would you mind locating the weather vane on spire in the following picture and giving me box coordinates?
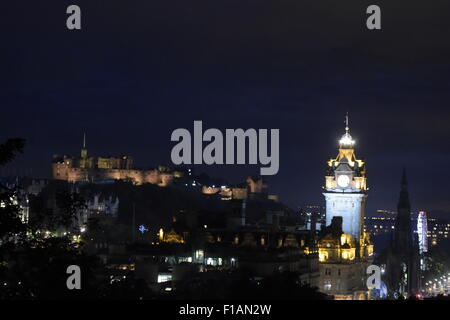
[339,112,355,147]
[345,112,349,133]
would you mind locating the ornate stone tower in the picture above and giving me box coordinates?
[318,115,373,300]
[323,115,367,242]
[385,169,420,297]
[394,170,413,251]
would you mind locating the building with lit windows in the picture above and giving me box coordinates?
[318,116,374,300]
[299,205,325,231]
[0,178,30,224]
[364,209,396,236]
[365,209,449,249]
[318,217,373,299]
[52,134,181,186]
[427,218,450,246]
[323,116,367,242]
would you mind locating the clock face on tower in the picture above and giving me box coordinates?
[337,174,350,188]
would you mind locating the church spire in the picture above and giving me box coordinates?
[398,167,411,213]
[401,167,408,189]
[394,168,413,250]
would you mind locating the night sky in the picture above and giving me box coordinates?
[2,1,450,215]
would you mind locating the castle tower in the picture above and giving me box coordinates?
[78,132,93,170]
[81,132,87,159]
[323,115,367,242]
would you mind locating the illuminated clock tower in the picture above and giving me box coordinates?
[323,115,367,242]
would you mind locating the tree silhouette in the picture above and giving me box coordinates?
[55,190,86,231]
[0,138,103,299]
[0,138,26,240]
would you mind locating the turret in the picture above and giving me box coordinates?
[81,132,87,159]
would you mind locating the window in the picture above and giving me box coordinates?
[194,249,204,261]
[325,268,331,275]
[324,280,332,291]
[157,273,172,283]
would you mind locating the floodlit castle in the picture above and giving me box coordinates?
[52,134,180,186]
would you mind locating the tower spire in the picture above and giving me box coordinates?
[339,112,354,148]
[401,167,408,189]
[81,132,87,159]
[345,112,349,133]
[398,167,410,212]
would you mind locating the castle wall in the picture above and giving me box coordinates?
[231,187,247,200]
[67,168,90,182]
[51,163,174,186]
[158,173,174,187]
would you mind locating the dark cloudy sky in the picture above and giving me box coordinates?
[2,0,450,214]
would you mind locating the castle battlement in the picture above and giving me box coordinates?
[51,135,178,186]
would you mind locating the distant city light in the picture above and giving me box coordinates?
[138,225,148,234]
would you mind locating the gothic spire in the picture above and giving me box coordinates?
[398,167,411,213]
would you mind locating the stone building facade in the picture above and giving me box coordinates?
[318,117,374,300]
[318,217,373,300]
[52,137,179,186]
[384,170,420,298]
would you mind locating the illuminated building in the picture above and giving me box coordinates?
[299,205,325,230]
[201,176,277,202]
[364,210,396,236]
[318,217,373,300]
[323,116,367,242]
[162,229,185,244]
[365,209,448,250]
[86,194,119,217]
[417,211,428,254]
[318,116,373,300]
[52,134,181,186]
[0,178,30,224]
[427,218,450,246]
